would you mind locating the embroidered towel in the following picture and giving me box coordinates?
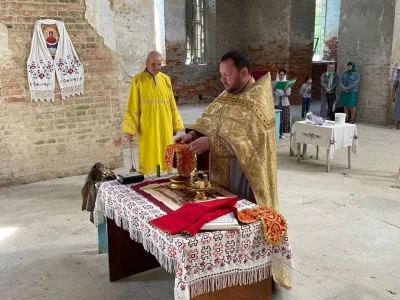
[27,19,84,102]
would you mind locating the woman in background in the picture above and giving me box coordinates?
[339,62,360,123]
[391,74,400,130]
[273,69,291,139]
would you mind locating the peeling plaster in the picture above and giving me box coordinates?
[154,0,166,56]
[85,0,117,51]
[378,9,384,33]
[338,0,396,124]
[84,0,167,105]
[325,0,340,39]
[0,23,12,63]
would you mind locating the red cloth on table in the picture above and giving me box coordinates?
[149,197,238,236]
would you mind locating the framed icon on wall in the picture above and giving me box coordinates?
[41,24,59,58]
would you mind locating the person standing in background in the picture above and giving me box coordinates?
[122,51,184,174]
[299,76,312,118]
[272,69,291,139]
[391,68,400,130]
[320,62,340,118]
[339,62,360,123]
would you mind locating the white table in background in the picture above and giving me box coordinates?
[290,121,358,172]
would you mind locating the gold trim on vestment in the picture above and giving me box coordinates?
[209,135,233,189]
[189,73,279,212]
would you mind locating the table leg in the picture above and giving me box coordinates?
[297,143,301,163]
[348,146,351,169]
[326,149,330,173]
[289,133,294,156]
[107,217,159,282]
[316,146,319,160]
[98,222,108,254]
[302,144,308,159]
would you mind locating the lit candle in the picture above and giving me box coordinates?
[203,174,209,187]
[190,170,194,186]
[156,164,160,177]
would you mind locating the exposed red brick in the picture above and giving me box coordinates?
[0,0,123,186]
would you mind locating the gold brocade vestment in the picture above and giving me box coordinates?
[189,73,279,212]
[189,73,292,288]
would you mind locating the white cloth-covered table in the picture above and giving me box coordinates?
[94,175,294,300]
[290,121,358,172]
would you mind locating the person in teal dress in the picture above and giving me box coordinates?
[391,71,400,130]
[339,62,360,123]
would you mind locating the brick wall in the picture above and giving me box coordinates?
[338,0,395,125]
[0,0,123,186]
[288,0,315,105]
[165,0,315,106]
[163,0,222,103]
[244,0,314,105]
[163,42,222,104]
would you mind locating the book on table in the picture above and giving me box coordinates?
[201,212,241,231]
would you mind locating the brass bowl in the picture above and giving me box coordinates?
[185,181,217,201]
[169,174,190,189]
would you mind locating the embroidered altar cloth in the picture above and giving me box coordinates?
[94,174,294,300]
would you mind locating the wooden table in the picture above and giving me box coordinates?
[94,179,293,300]
[291,121,358,172]
[106,217,272,300]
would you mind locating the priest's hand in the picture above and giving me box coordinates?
[189,137,210,155]
[174,134,193,144]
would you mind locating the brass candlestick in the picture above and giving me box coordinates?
[169,174,190,189]
[186,171,215,200]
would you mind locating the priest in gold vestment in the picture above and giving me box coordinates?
[175,50,290,288]
[175,50,278,211]
[123,51,184,174]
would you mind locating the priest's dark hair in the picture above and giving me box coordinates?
[220,50,252,74]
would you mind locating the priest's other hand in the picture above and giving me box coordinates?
[174,134,193,144]
[189,137,209,155]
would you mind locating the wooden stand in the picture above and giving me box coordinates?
[106,217,272,299]
[107,218,159,282]
[192,277,272,300]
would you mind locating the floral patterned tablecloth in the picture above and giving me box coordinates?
[94,175,294,300]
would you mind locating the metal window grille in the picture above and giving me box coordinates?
[313,0,326,60]
[185,0,206,65]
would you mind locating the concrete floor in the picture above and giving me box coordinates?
[0,101,399,300]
